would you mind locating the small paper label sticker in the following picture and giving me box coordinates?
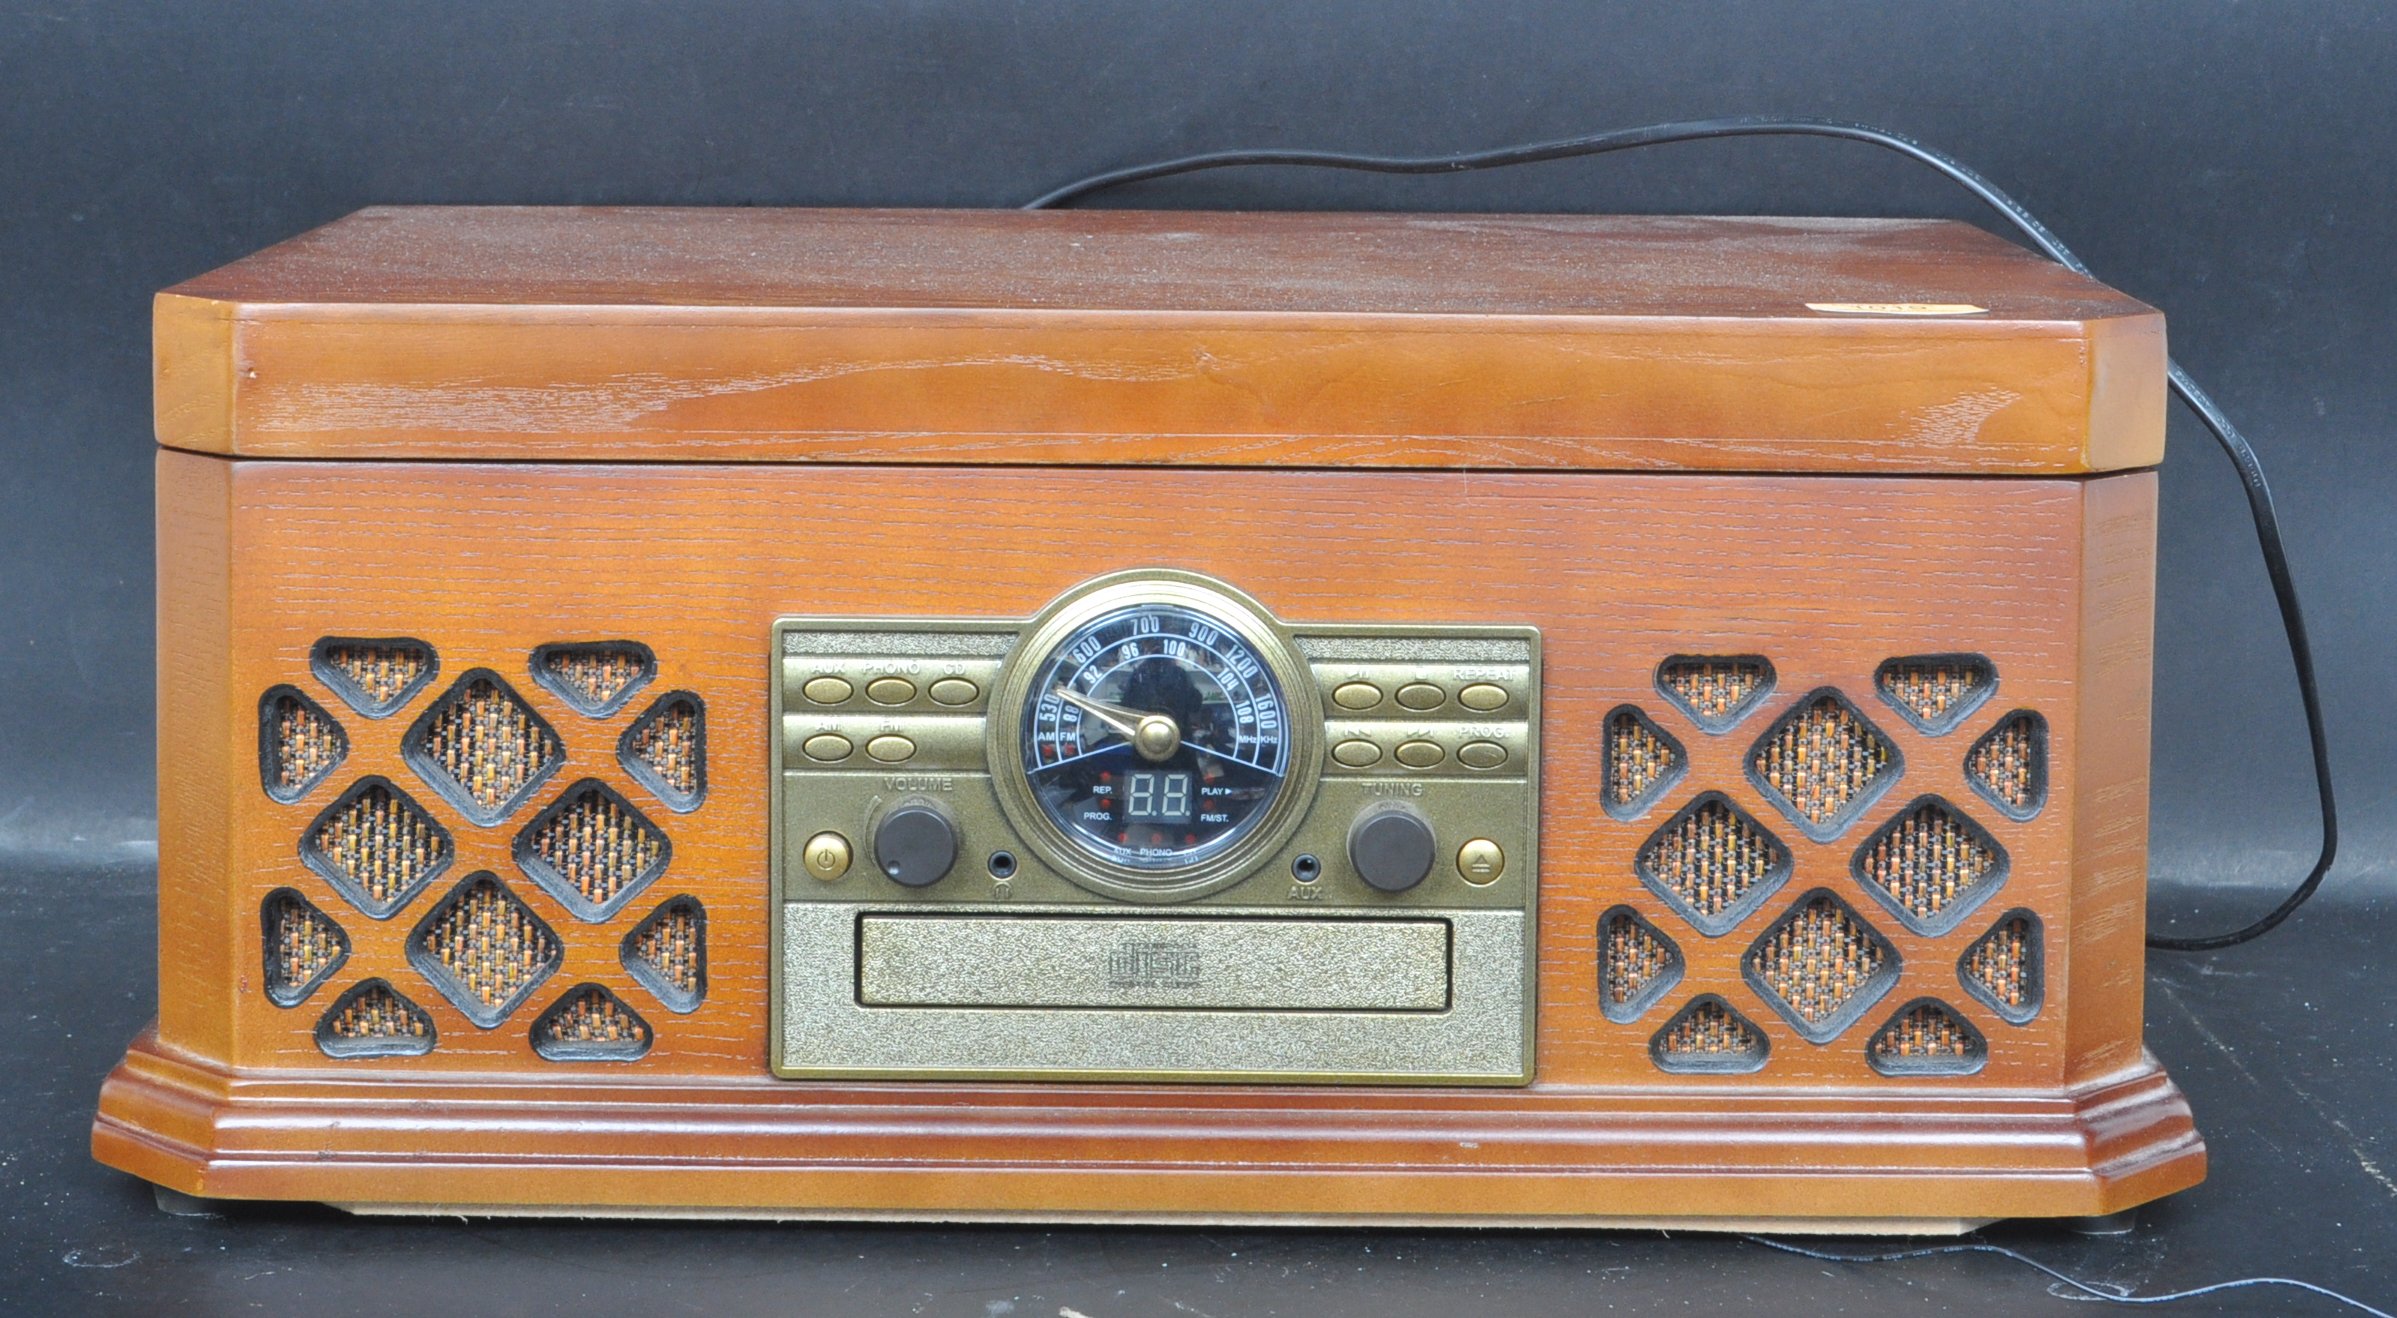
[1805,302,1989,316]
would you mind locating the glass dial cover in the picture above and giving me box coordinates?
[1020,602,1292,874]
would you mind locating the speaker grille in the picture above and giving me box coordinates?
[514,780,670,922]
[408,873,563,1027]
[532,984,655,1062]
[262,637,714,1062]
[1636,792,1790,936]
[1851,796,2008,935]
[404,670,564,825]
[620,691,706,812]
[1874,654,1995,734]
[1867,999,1988,1076]
[1650,995,1769,1073]
[315,979,436,1058]
[262,889,349,1008]
[300,776,453,918]
[1744,890,1899,1042]
[260,686,347,803]
[1602,706,1685,818]
[1747,690,1899,840]
[623,896,707,1013]
[1655,655,1774,732]
[1960,910,2044,1024]
[312,637,437,717]
[1597,906,1683,1023]
[1966,710,2048,820]
[531,641,656,717]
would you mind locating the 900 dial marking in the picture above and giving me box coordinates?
[1021,603,1292,873]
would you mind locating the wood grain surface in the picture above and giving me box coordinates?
[96,452,2199,1221]
[152,208,2166,474]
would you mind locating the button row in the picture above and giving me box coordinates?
[1330,679,1513,714]
[802,732,920,764]
[800,674,983,708]
[1330,736,1510,771]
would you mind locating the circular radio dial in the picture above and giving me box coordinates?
[988,572,1324,903]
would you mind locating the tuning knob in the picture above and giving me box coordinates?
[1348,804,1436,893]
[873,800,958,887]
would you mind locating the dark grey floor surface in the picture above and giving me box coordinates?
[4,859,2389,1316]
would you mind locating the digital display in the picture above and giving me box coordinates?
[1122,770,1195,825]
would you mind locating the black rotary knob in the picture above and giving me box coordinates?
[873,800,958,887]
[1348,804,1436,893]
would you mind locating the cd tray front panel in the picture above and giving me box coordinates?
[781,903,1528,1084]
[855,913,1453,1012]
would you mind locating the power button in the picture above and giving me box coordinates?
[803,831,853,881]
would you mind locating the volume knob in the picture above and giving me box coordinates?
[1348,804,1436,893]
[873,800,958,887]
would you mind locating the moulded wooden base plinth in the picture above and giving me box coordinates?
[93,1027,2203,1229]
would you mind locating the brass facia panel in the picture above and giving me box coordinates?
[770,569,1540,1085]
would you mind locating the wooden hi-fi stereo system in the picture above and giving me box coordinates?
[92,206,2202,1230]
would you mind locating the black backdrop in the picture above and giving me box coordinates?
[6,3,2391,921]
[4,5,2396,1315]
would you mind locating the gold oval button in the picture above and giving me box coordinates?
[1456,838,1506,885]
[1395,682,1446,711]
[865,734,916,763]
[1332,739,1384,768]
[802,733,853,762]
[1458,740,1508,770]
[866,677,917,705]
[1395,739,1445,769]
[929,677,980,706]
[1332,682,1384,711]
[1457,683,1509,712]
[803,676,854,705]
[803,831,853,881]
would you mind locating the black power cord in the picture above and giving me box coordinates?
[1027,116,2337,951]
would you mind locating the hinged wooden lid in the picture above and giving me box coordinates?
[156,206,2163,473]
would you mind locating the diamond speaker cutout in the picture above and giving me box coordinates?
[1746,688,1902,841]
[402,670,565,826]
[407,873,563,1028]
[1851,795,2009,936]
[1743,889,1901,1043]
[513,779,672,922]
[1635,792,1792,936]
[299,776,454,919]
[1959,909,2044,1025]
